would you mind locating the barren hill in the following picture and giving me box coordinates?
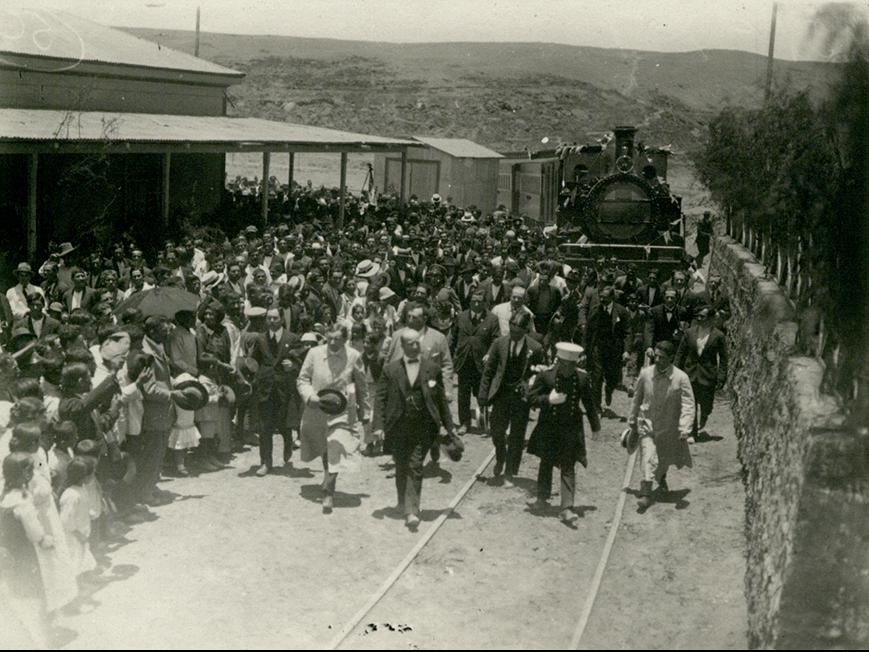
[123,28,835,155]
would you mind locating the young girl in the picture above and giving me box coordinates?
[8,422,78,612]
[59,458,98,577]
[1,453,53,647]
[168,373,203,476]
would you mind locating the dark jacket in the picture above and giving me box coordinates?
[13,314,61,340]
[644,304,684,350]
[585,302,630,360]
[374,357,454,437]
[478,335,545,404]
[62,286,97,313]
[526,367,600,468]
[251,329,303,402]
[675,326,728,388]
[452,309,500,374]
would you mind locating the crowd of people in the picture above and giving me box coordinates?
[0,187,729,644]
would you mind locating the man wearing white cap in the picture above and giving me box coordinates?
[527,341,600,524]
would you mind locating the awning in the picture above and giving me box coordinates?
[0,108,417,154]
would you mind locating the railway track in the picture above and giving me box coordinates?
[326,432,639,650]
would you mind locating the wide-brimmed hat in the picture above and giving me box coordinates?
[620,427,639,455]
[460,262,477,276]
[443,432,465,462]
[378,286,397,302]
[15,262,32,275]
[57,242,76,257]
[237,356,259,380]
[317,388,347,415]
[355,260,381,279]
[172,376,209,411]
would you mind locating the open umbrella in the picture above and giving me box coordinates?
[114,286,201,318]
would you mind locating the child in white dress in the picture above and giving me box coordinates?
[59,458,98,577]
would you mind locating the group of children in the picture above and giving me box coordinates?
[1,397,110,646]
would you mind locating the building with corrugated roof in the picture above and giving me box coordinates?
[373,136,502,213]
[0,8,413,265]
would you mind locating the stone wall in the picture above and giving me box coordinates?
[710,235,868,649]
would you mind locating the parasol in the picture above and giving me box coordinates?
[114,286,201,318]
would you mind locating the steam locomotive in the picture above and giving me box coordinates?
[554,126,687,272]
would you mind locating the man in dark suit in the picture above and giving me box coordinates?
[477,263,509,310]
[585,286,630,417]
[526,262,562,335]
[526,342,601,524]
[251,307,302,475]
[62,267,97,313]
[137,316,175,506]
[386,250,417,301]
[452,263,478,312]
[452,291,500,434]
[478,311,545,484]
[675,305,728,442]
[373,329,456,530]
[644,288,684,357]
[636,268,664,309]
[13,293,60,341]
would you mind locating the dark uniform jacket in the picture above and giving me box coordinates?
[527,368,600,468]
[452,309,500,374]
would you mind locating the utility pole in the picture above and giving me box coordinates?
[195,6,201,57]
[764,2,778,102]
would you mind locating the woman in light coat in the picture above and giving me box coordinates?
[297,324,369,513]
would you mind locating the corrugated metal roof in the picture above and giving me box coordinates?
[0,108,415,148]
[412,136,503,159]
[0,8,242,78]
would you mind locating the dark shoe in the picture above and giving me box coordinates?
[255,464,270,477]
[638,480,653,510]
[174,463,189,477]
[493,460,505,477]
[527,498,548,511]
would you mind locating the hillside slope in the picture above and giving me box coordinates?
[122,28,835,155]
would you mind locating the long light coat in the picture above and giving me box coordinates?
[297,344,370,467]
[628,364,695,472]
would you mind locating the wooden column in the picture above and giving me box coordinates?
[261,151,270,226]
[161,152,171,227]
[338,152,347,229]
[288,152,295,190]
[27,153,37,262]
[399,148,408,216]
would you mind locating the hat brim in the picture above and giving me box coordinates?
[317,388,348,415]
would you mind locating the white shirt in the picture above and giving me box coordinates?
[509,339,525,358]
[71,288,84,310]
[696,330,711,356]
[31,315,44,338]
[491,301,537,337]
[403,356,420,386]
[6,284,44,318]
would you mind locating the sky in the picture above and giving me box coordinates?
[7,0,868,61]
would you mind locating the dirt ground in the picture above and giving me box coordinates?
[45,381,746,650]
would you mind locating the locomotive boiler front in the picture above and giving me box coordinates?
[556,125,686,272]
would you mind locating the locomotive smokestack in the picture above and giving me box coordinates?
[614,126,637,159]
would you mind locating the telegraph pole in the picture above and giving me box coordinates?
[195,6,201,57]
[764,2,778,102]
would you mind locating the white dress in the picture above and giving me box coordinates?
[59,485,97,576]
